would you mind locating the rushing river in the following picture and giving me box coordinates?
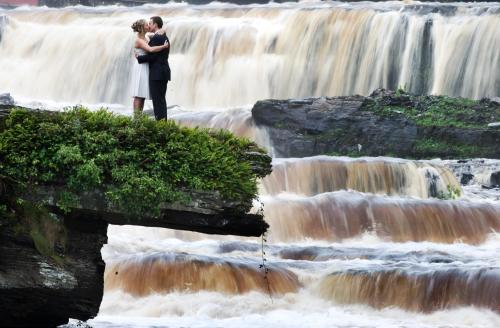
[1,1,499,327]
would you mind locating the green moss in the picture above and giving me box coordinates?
[5,200,67,265]
[273,122,290,129]
[436,185,462,200]
[365,92,499,128]
[413,138,491,159]
[0,107,268,217]
[306,128,346,142]
[30,229,54,259]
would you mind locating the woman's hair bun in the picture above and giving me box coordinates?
[131,19,146,33]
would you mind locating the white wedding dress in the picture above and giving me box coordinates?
[130,48,151,99]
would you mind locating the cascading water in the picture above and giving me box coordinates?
[0,2,499,109]
[260,156,460,198]
[262,191,500,244]
[1,2,500,328]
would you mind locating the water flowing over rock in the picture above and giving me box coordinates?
[0,3,499,107]
[319,268,500,313]
[1,2,500,327]
[0,15,6,43]
[28,0,500,8]
[261,156,459,198]
[170,108,273,154]
[105,253,300,296]
[441,159,500,187]
[262,191,500,244]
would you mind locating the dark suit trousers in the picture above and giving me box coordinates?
[150,80,168,120]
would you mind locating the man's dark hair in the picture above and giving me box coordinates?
[150,16,163,29]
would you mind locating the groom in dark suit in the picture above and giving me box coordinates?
[137,16,171,120]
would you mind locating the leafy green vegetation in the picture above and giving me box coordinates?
[413,137,490,158]
[436,185,462,200]
[0,107,269,217]
[365,91,499,128]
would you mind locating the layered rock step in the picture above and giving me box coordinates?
[105,253,300,296]
[252,89,500,159]
[261,156,459,198]
[319,266,500,313]
[262,190,500,244]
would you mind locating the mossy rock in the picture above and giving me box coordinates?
[0,107,271,217]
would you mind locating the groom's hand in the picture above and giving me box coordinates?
[155,28,166,35]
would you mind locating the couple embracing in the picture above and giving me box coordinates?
[130,16,171,120]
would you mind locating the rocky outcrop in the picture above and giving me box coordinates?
[1,182,269,328]
[0,107,272,327]
[252,89,500,159]
[0,93,14,109]
[491,171,500,187]
[0,210,106,328]
[1,181,269,327]
[23,186,269,237]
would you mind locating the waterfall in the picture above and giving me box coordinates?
[1,3,499,327]
[261,156,460,198]
[0,2,499,109]
[262,190,500,244]
[0,16,7,43]
[319,268,500,313]
[105,253,300,296]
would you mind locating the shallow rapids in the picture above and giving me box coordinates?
[1,1,499,327]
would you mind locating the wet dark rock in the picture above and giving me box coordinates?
[443,159,500,189]
[253,94,416,158]
[1,185,268,326]
[1,190,268,327]
[0,212,106,328]
[426,171,440,198]
[460,173,474,185]
[0,93,14,109]
[20,185,269,237]
[491,171,500,187]
[252,89,500,159]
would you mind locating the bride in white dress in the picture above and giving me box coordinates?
[130,19,169,115]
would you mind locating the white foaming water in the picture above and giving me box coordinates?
[437,158,500,187]
[169,107,274,153]
[2,2,500,327]
[1,1,500,110]
[92,292,500,328]
[101,222,500,327]
[98,151,500,326]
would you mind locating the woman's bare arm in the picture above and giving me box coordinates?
[135,38,169,53]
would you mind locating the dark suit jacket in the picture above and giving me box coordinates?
[137,33,171,81]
